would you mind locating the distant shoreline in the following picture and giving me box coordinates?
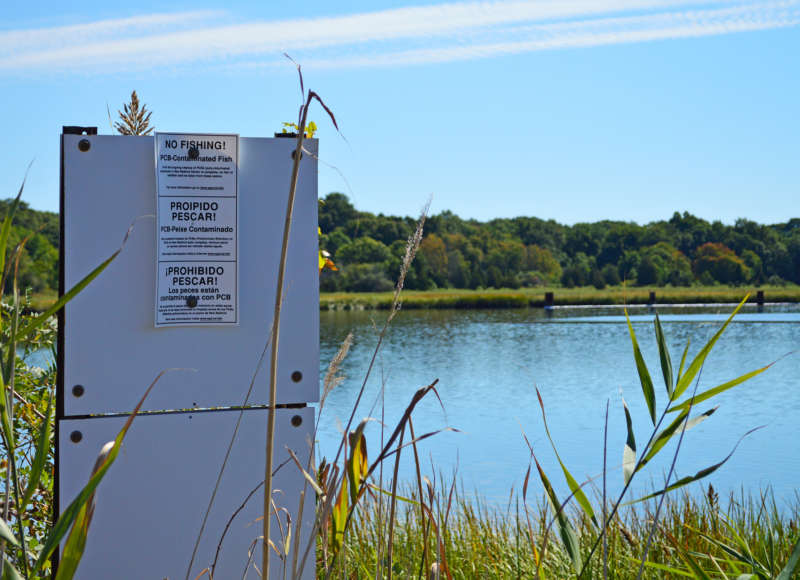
[19,284,800,312]
[320,285,800,310]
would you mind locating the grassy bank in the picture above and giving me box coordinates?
[25,290,58,312]
[321,284,800,310]
[20,285,799,313]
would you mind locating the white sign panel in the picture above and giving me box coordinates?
[156,133,238,326]
[62,135,320,413]
[58,408,315,579]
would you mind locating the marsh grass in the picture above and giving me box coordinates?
[320,285,800,310]
[27,285,800,313]
[333,483,800,579]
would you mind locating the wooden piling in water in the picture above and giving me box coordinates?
[756,290,765,305]
[648,291,656,305]
[545,292,554,307]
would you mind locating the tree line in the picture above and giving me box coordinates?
[319,193,800,292]
[2,194,798,296]
[0,199,59,294]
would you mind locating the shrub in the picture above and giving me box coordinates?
[693,242,751,284]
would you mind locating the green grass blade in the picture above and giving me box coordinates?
[677,549,713,580]
[35,475,105,573]
[654,314,674,397]
[534,455,582,574]
[663,533,713,579]
[57,438,125,580]
[626,556,695,577]
[639,406,717,469]
[536,388,597,526]
[14,250,120,343]
[625,310,656,424]
[1,558,23,580]
[347,425,368,507]
[14,217,140,343]
[21,387,54,511]
[331,476,348,557]
[0,518,18,546]
[673,295,749,400]
[717,516,765,575]
[365,483,417,505]
[776,534,800,580]
[639,409,688,471]
[686,525,768,575]
[629,427,762,504]
[622,397,636,484]
[4,291,17,389]
[681,406,719,431]
[32,370,168,574]
[55,452,103,580]
[676,338,690,386]
[670,364,772,413]
[0,380,14,451]
[0,165,29,278]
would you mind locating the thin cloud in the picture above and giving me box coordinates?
[0,11,223,55]
[1,0,797,73]
[300,1,800,68]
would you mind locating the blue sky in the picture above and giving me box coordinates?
[2,0,798,224]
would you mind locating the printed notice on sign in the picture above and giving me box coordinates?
[155,133,238,326]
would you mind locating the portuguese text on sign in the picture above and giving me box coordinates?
[155,133,239,326]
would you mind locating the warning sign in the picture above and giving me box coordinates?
[155,133,238,326]
[157,197,236,259]
[156,263,236,324]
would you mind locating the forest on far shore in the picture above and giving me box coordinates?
[318,193,800,293]
[1,195,799,296]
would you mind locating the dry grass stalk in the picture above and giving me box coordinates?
[320,332,352,411]
[264,56,338,576]
[388,201,428,323]
[114,91,153,136]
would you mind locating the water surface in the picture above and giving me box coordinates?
[318,303,800,507]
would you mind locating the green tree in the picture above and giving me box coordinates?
[693,242,751,284]
[322,229,351,255]
[741,249,763,283]
[486,240,525,275]
[386,239,434,290]
[319,193,357,233]
[597,222,642,267]
[525,244,562,282]
[420,234,449,287]
[636,255,659,286]
[447,249,470,288]
[590,267,606,289]
[637,242,693,286]
[339,263,394,292]
[486,266,503,289]
[335,236,391,265]
[601,263,621,286]
[561,253,593,287]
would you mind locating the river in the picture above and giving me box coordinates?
[318,303,800,509]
